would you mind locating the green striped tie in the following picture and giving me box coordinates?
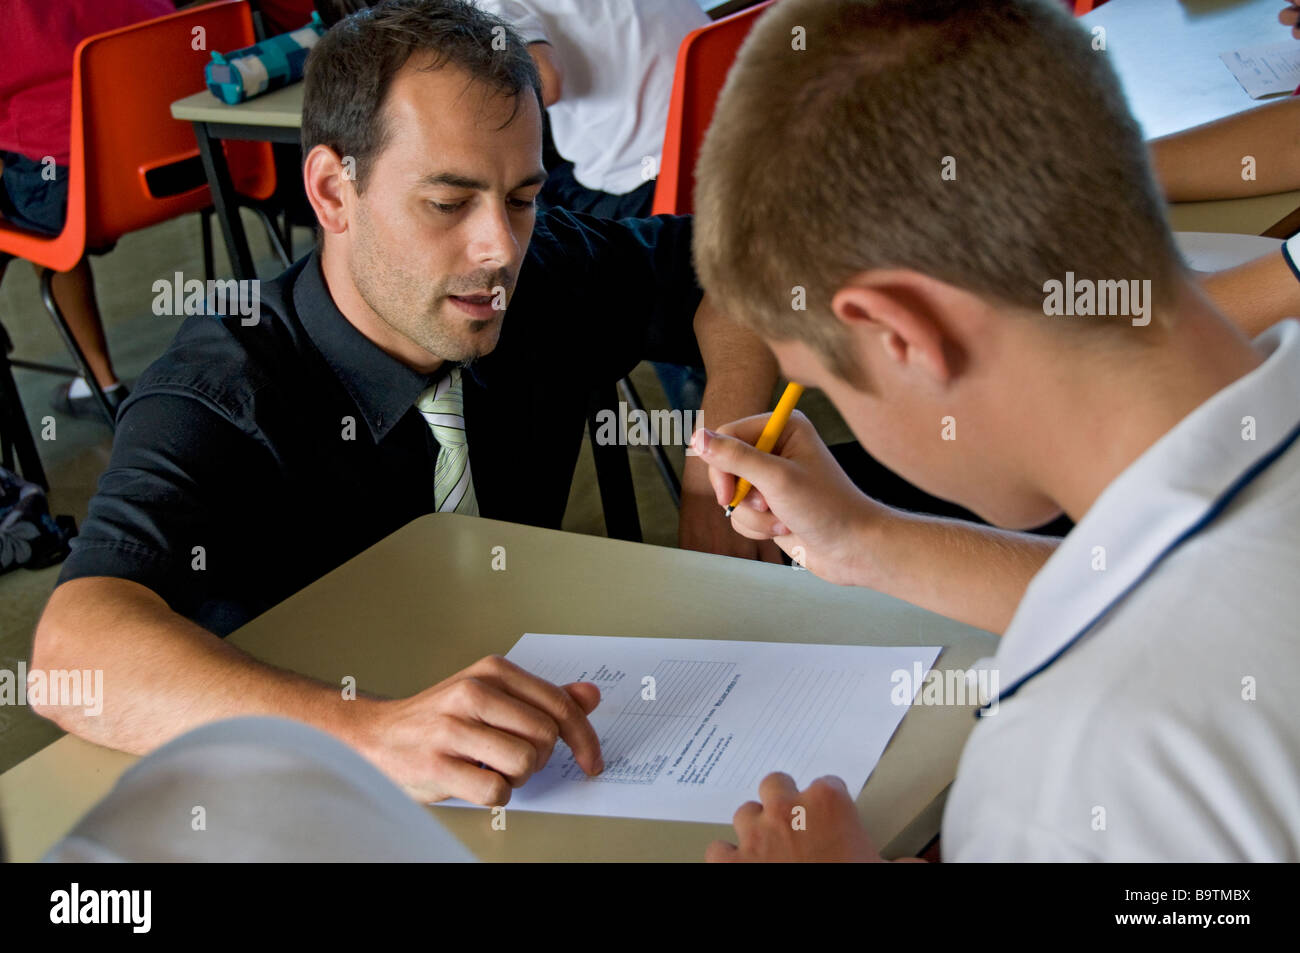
[416,366,479,516]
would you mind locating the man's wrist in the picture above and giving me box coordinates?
[326,693,386,761]
[680,454,715,497]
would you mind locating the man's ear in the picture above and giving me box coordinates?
[302,144,351,237]
[830,270,960,385]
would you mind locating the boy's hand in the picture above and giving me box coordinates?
[690,411,888,587]
[679,456,785,563]
[706,773,881,862]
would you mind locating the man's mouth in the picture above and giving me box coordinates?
[447,292,500,321]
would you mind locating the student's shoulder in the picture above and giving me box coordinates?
[982,601,1299,858]
[955,680,1263,860]
[1135,457,1300,647]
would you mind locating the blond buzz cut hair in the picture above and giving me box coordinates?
[692,0,1186,381]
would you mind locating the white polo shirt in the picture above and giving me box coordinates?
[943,319,1300,862]
[476,0,709,195]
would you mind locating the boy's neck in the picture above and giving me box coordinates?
[1021,286,1266,525]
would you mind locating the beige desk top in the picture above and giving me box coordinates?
[1174,230,1283,271]
[0,514,997,862]
[170,81,303,128]
[1168,190,1300,239]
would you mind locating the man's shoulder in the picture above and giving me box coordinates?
[527,206,594,260]
[529,205,690,255]
[126,261,309,423]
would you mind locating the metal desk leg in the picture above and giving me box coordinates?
[193,121,256,284]
[587,386,642,543]
[0,321,48,489]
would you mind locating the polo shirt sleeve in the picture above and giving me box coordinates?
[473,0,550,45]
[536,208,706,381]
[55,388,271,621]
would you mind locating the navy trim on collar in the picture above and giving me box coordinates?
[977,414,1300,718]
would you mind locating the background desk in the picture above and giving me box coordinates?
[173,0,1300,280]
[1082,0,1300,237]
[0,514,998,862]
[170,83,304,284]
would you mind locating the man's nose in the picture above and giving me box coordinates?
[467,201,518,270]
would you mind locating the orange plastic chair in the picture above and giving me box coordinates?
[599,0,770,532]
[651,1,775,217]
[0,1,278,480]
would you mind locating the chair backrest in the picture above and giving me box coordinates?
[75,0,276,249]
[651,1,774,217]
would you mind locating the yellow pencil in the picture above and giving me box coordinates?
[724,382,805,517]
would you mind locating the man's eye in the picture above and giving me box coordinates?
[432,201,465,214]
[508,197,537,210]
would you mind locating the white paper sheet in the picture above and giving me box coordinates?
[1220,41,1300,99]
[435,633,941,824]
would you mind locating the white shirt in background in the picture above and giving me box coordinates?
[477,0,709,195]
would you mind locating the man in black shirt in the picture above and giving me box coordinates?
[31,0,777,806]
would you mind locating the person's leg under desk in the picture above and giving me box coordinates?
[43,259,119,389]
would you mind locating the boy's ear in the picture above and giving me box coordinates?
[830,271,958,385]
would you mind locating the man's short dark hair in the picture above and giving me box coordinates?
[302,0,543,192]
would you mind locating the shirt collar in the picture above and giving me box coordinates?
[986,319,1300,707]
[292,249,441,443]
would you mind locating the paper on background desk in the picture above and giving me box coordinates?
[1220,41,1300,99]
[435,633,941,824]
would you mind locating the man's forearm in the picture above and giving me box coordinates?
[31,576,378,758]
[688,294,780,489]
[856,510,1059,635]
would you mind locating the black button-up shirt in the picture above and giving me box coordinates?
[58,209,704,635]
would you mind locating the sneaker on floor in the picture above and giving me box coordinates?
[50,379,129,424]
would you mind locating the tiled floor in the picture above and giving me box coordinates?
[0,209,852,774]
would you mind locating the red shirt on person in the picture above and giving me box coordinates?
[257,0,318,36]
[0,0,174,167]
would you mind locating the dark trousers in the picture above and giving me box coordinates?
[538,160,657,220]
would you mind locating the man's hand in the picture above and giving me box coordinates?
[361,654,604,805]
[706,773,882,862]
[691,411,889,587]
